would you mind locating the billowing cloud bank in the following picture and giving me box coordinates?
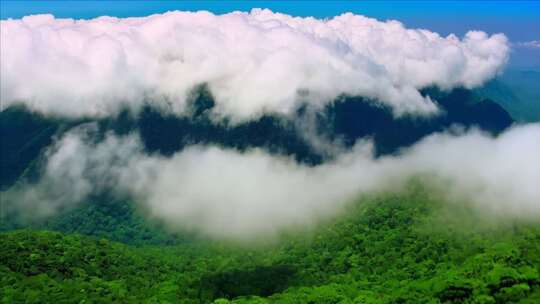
[1,9,508,119]
[7,123,540,239]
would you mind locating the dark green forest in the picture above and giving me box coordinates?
[2,181,540,303]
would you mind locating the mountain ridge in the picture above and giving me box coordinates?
[0,87,513,190]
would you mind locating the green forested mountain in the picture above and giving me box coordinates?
[1,88,535,303]
[2,183,540,303]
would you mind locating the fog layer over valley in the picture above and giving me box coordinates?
[4,122,539,239]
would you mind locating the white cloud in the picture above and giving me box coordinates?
[1,10,509,120]
[6,123,539,239]
[516,40,540,48]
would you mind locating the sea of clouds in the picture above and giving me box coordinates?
[2,10,539,239]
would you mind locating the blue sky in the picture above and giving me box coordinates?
[2,1,539,67]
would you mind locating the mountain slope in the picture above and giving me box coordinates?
[0,107,60,189]
[2,183,540,303]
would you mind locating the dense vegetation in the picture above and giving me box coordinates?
[0,196,188,246]
[2,182,540,303]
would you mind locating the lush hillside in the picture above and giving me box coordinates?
[2,183,540,303]
[0,89,527,303]
[0,197,188,245]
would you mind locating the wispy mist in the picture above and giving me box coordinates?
[5,123,539,239]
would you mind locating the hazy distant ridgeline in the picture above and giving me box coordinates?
[475,69,540,122]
